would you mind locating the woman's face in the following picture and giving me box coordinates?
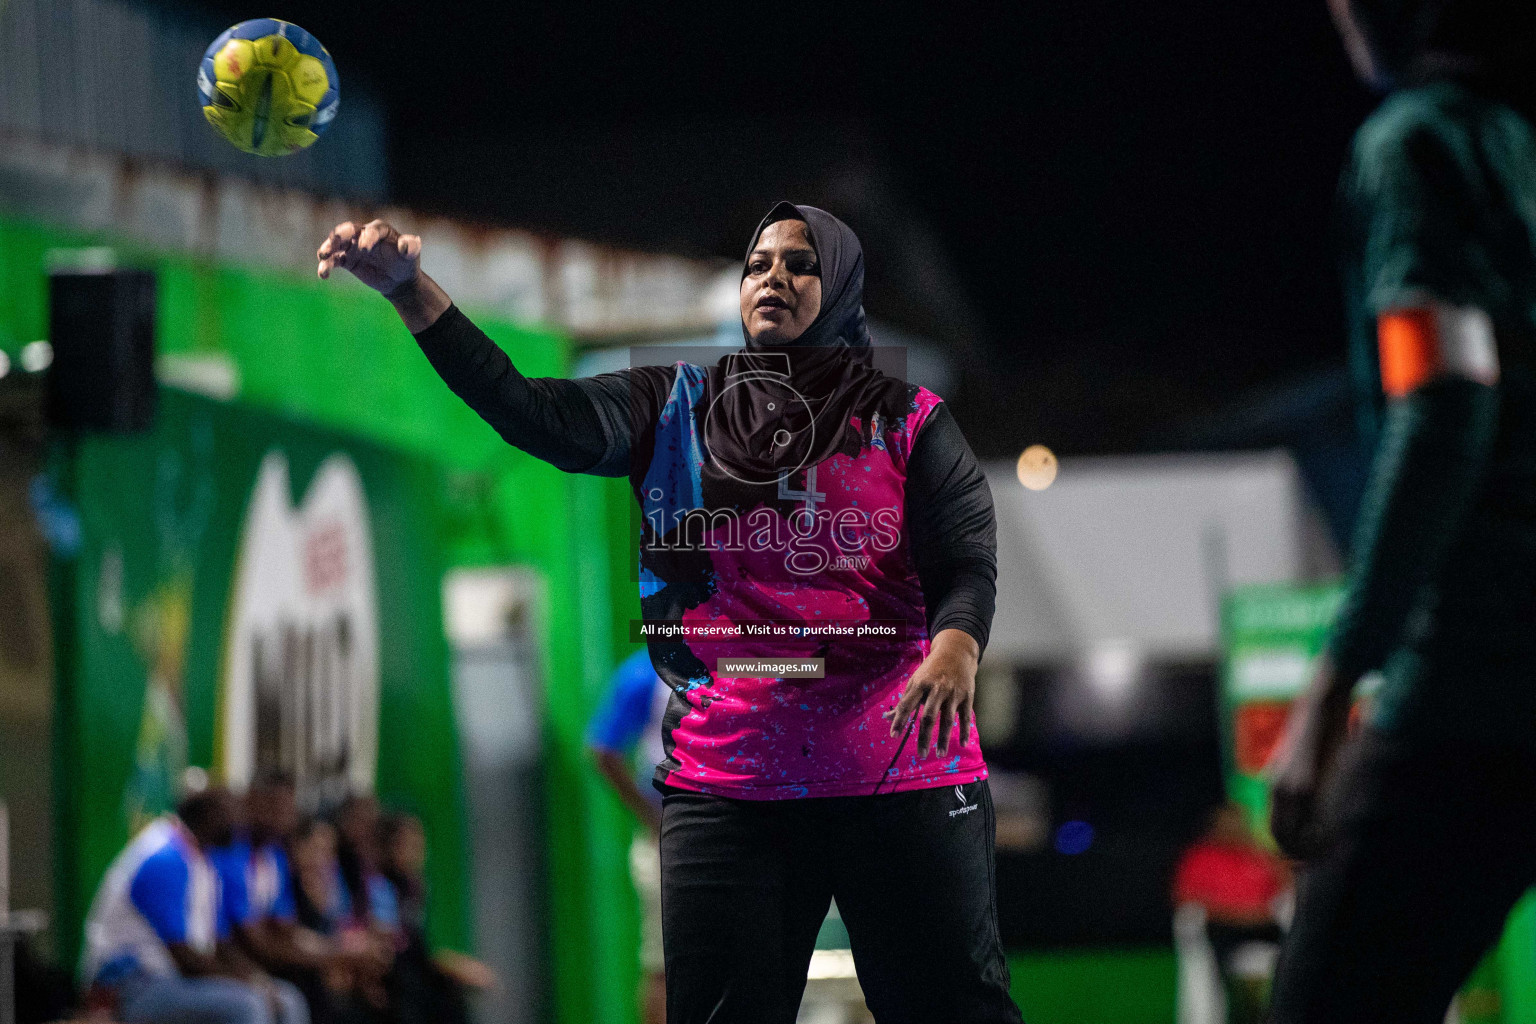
[388,819,427,877]
[338,796,379,853]
[740,219,822,346]
[295,822,337,877]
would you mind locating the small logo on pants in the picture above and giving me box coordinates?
[950,784,978,818]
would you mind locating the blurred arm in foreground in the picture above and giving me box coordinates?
[1270,115,1504,856]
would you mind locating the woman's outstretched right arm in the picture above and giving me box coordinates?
[317,219,646,476]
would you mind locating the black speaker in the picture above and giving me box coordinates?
[47,269,157,432]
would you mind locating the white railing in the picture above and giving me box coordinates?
[0,132,739,340]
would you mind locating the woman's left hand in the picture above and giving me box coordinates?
[883,628,980,758]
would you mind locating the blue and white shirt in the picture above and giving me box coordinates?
[213,839,297,929]
[81,817,226,987]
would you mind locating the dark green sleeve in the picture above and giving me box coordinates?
[1326,99,1516,678]
[1327,378,1499,680]
[1348,100,1497,316]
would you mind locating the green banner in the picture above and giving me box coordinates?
[52,388,470,969]
[1219,583,1343,833]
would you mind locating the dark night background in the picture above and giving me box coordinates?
[177,1,1378,462]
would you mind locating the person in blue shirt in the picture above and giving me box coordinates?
[215,774,301,961]
[216,773,352,1023]
[334,795,402,935]
[83,786,309,1024]
[588,649,672,1024]
[331,794,401,1014]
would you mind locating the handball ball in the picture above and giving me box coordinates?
[198,19,339,156]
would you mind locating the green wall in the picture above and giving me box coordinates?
[52,390,471,963]
[3,216,641,1024]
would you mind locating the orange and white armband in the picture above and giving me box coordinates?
[1377,300,1500,398]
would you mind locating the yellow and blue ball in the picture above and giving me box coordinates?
[198,19,339,156]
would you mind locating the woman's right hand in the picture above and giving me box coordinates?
[317,219,422,297]
[318,219,453,331]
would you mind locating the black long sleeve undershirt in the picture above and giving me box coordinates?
[905,405,998,651]
[414,305,997,650]
[413,306,609,473]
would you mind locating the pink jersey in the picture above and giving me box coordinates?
[638,361,988,799]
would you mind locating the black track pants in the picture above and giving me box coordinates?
[659,780,1025,1024]
[1272,730,1536,1024]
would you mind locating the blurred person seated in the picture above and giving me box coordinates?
[215,774,359,1024]
[379,812,494,1024]
[214,774,305,969]
[291,818,343,936]
[333,795,401,938]
[330,796,402,1012]
[289,814,397,1024]
[81,785,309,1024]
[290,821,354,980]
[1172,803,1291,1024]
[587,649,671,1024]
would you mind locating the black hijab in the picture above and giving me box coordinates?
[743,202,871,351]
[701,202,911,493]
